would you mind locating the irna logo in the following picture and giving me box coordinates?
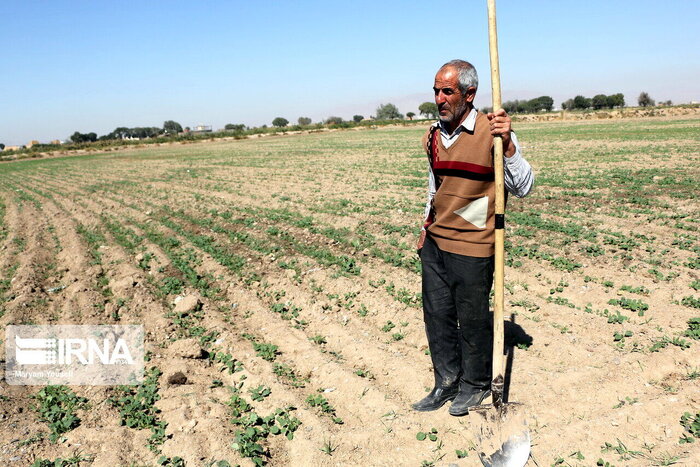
[15,335,134,365]
[6,325,144,385]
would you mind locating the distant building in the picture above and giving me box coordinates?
[26,140,40,149]
[4,145,21,151]
[191,124,212,134]
[51,139,64,145]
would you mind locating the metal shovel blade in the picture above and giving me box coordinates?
[474,403,530,467]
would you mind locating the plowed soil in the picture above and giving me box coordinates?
[1,115,699,466]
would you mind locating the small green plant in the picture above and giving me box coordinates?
[601,438,641,460]
[309,335,327,345]
[608,297,648,316]
[243,335,280,362]
[606,309,629,324]
[381,321,396,332]
[31,452,94,467]
[108,367,167,452]
[392,332,405,341]
[354,368,374,379]
[681,296,700,309]
[679,411,699,444]
[596,459,616,467]
[455,449,468,458]
[249,385,271,402]
[416,427,439,442]
[31,386,89,443]
[209,351,244,374]
[357,304,369,317]
[272,363,307,388]
[613,330,633,342]
[210,379,224,388]
[306,392,343,424]
[685,318,700,339]
[156,456,185,467]
[613,396,638,409]
[320,437,338,456]
[620,285,650,295]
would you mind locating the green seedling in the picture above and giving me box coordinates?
[309,335,327,345]
[249,385,271,402]
[613,396,638,409]
[608,297,648,316]
[685,318,700,339]
[681,296,700,309]
[306,392,343,424]
[157,456,185,467]
[320,438,338,456]
[416,427,439,442]
[31,386,89,443]
[108,367,167,452]
[679,411,699,444]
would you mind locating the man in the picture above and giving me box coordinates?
[413,59,534,416]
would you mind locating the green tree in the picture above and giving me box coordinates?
[406,112,415,120]
[418,102,438,119]
[573,95,591,110]
[375,103,403,120]
[225,123,246,131]
[297,117,312,125]
[607,93,625,108]
[272,117,289,127]
[592,94,608,110]
[0,143,5,150]
[352,115,364,123]
[532,96,554,112]
[325,116,343,125]
[638,92,655,107]
[561,98,574,110]
[163,120,183,134]
[70,131,86,143]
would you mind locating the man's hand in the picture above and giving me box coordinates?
[417,230,427,253]
[487,109,516,157]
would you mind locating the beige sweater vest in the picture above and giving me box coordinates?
[422,112,498,257]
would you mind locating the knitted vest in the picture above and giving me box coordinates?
[421,112,498,257]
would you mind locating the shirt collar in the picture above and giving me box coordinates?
[438,107,478,136]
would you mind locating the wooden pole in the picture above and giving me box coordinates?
[487,0,506,409]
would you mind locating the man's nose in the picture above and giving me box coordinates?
[435,91,446,104]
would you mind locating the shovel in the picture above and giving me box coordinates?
[470,1,531,465]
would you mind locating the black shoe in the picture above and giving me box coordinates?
[448,388,491,416]
[411,386,459,412]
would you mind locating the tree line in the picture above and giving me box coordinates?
[3,91,677,152]
[561,93,625,110]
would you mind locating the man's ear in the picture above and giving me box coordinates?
[465,86,476,103]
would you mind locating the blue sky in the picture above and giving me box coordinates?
[1,0,699,145]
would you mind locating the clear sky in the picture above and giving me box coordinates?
[2,0,699,146]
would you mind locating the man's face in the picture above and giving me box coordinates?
[433,67,475,127]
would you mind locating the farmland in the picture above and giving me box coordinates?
[0,114,699,466]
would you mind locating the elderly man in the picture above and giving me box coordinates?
[413,59,534,416]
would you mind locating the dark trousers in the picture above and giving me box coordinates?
[420,234,494,391]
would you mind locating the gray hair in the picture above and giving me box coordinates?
[441,59,478,94]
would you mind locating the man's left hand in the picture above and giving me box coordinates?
[487,109,516,157]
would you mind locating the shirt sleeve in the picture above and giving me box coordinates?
[503,131,534,198]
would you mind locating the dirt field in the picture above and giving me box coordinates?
[0,115,699,466]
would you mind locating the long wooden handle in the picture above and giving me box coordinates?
[487,0,506,407]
